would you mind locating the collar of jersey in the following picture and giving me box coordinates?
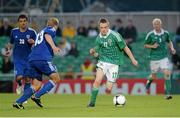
[99,29,111,38]
[153,29,164,36]
[18,27,28,32]
[47,26,56,32]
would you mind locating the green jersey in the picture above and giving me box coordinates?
[145,29,171,60]
[94,29,126,65]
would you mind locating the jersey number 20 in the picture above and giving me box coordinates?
[19,39,25,44]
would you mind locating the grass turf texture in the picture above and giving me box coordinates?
[0,94,180,117]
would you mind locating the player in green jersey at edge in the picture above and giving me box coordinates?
[87,18,138,107]
[144,18,176,100]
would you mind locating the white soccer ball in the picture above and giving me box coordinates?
[113,94,126,106]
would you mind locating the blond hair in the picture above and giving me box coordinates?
[47,17,59,27]
[152,18,162,25]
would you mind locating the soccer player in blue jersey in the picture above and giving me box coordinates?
[7,14,36,94]
[13,17,61,109]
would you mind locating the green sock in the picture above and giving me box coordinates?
[148,76,153,82]
[165,80,171,95]
[90,88,99,104]
[146,76,153,89]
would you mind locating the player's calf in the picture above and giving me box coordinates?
[49,72,60,84]
[146,79,153,90]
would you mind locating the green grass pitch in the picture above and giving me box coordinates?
[0,94,180,117]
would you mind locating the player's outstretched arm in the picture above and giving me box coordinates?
[168,41,176,55]
[123,46,138,67]
[45,34,60,54]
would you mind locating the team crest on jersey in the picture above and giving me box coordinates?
[26,35,30,39]
[108,39,112,45]
[162,35,166,40]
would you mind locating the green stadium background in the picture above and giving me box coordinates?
[0,0,180,95]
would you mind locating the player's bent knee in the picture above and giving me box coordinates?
[164,73,170,80]
[94,79,101,85]
[32,84,42,91]
[106,81,113,91]
[106,87,112,91]
[32,79,42,91]
[163,70,171,79]
[165,72,170,76]
[151,73,157,79]
[106,84,113,91]
[93,81,101,88]
[49,72,60,84]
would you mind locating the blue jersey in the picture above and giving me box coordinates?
[10,27,37,63]
[29,26,56,61]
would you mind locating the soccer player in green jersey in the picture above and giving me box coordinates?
[144,18,176,100]
[87,18,138,107]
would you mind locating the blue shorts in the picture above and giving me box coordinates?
[14,61,28,78]
[24,60,57,81]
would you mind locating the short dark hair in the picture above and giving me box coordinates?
[18,14,28,21]
[98,18,109,24]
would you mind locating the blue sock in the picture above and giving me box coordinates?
[16,86,35,104]
[35,80,55,98]
[24,83,31,91]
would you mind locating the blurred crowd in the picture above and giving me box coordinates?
[0,17,180,79]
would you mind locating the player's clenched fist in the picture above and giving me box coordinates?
[28,39,35,44]
[152,42,159,49]
[131,59,138,67]
[53,46,60,55]
[89,48,98,57]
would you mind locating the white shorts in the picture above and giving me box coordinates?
[150,57,170,73]
[96,61,119,82]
